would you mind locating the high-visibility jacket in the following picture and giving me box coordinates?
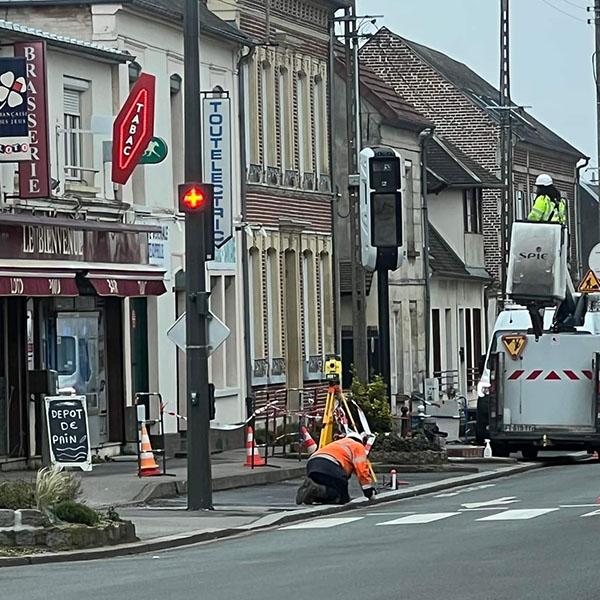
[528,194,566,224]
[310,437,375,489]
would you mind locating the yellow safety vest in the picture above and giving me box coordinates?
[528,194,566,224]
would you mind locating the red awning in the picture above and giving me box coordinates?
[86,270,166,297]
[0,270,79,297]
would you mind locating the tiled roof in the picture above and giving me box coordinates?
[0,18,130,61]
[0,0,255,46]
[372,28,586,160]
[428,223,490,280]
[427,135,502,192]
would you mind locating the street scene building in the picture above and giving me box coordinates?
[3,1,600,595]
[0,0,589,474]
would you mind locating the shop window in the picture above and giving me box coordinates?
[57,336,76,376]
[463,188,483,233]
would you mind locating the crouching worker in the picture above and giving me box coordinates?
[295,431,376,505]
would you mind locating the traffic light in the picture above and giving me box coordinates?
[359,147,404,271]
[178,182,215,260]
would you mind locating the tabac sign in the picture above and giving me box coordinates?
[112,73,156,185]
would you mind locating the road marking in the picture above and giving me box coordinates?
[376,512,460,525]
[461,497,519,509]
[477,508,558,521]
[435,484,496,498]
[459,507,508,512]
[581,509,600,517]
[560,504,600,508]
[364,512,416,517]
[280,517,364,530]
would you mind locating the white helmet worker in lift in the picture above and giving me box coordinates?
[528,174,566,225]
[295,431,377,505]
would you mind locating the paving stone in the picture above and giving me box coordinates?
[0,509,15,527]
[16,509,46,527]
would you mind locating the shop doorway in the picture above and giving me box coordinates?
[56,312,108,446]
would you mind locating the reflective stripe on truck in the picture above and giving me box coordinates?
[507,370,593,381]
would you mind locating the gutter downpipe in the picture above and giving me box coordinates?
[238,44,256,418]
[328,13,341,356]
[420,128,434,380]
[575,157,590,281]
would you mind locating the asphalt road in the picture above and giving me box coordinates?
[5,460,600,600]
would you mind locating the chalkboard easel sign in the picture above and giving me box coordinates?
[44,396,92,471]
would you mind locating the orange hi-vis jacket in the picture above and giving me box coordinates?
[311,437,375,489]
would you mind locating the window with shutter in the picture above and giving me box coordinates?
[63,88,83,180]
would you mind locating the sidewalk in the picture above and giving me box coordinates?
[0,460,545,566]
[0,448,308,508]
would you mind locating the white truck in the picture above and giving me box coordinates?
[476,222,599,458]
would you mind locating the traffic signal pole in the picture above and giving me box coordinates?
[184,0,213,510]
[376,268,391,397]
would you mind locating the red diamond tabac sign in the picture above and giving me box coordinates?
[112,73,156,185]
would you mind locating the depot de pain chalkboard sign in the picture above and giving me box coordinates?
[44,396,92,471]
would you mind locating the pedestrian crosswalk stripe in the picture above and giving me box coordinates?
[376,512,460,525]
[280,517,364,530]
[580,508,600,517]
[476,508,558,521]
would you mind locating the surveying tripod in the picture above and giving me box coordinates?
[319,355,359,448]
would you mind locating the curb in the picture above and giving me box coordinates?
[131,465,307,505]
[0,461,542,568]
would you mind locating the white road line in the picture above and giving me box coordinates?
[560,504,600,508]
[461,497,519,509]
[376,512,460,525]
[477,508,558,521]
[435,484,496,498]
[581,509,600,517]
[459,507,509,512]
[280,517,364,530]
[364,512,416,517]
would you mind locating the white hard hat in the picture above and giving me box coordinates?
[345,431,364,443]
[535,174,553,186]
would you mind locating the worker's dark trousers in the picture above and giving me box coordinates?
[307,457,351,504]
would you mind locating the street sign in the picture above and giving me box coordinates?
[167,311,230,355]
[589,242,600,275]
[44,396,92,472]
[502,334,527,360]
[579,269,600,293]
[140,136,168,164]
[112,73,156,184]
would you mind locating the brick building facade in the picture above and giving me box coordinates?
[360,28,587,290]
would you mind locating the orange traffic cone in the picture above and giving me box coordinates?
[244,426,266,467]
[300,426,317,455]
[139,423,161,477]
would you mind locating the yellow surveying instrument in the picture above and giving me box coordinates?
[319,355,357,447]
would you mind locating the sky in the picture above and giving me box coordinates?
[357,0,597,174]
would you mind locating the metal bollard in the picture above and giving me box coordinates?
[390,469,397,490]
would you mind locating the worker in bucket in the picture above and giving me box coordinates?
[295,431,377,505]
[528,174,566,225]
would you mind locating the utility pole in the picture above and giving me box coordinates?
[594,0,600,232]
[184,0,213,511]
[499,0,512,306]
[345,1,368,382]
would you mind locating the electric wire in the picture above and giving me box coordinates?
[537,0,587,22]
